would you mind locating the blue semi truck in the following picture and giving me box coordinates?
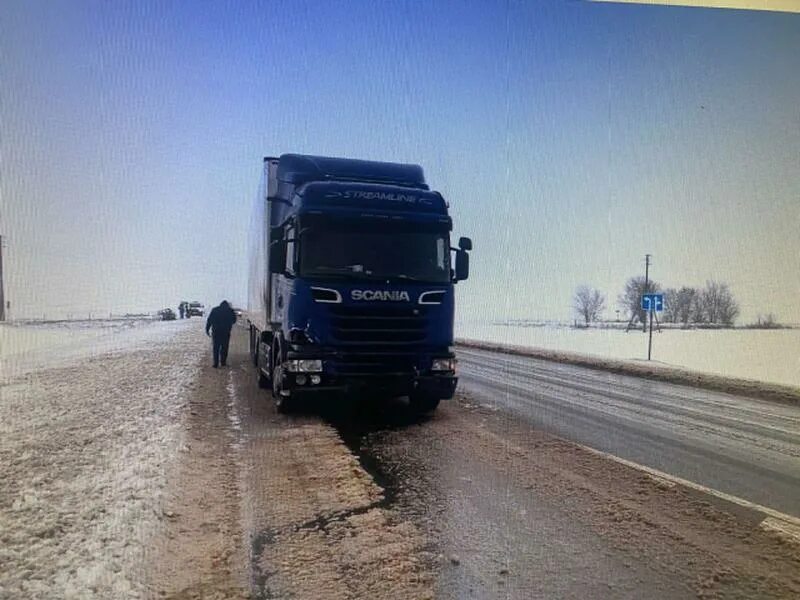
[246,154,471,413]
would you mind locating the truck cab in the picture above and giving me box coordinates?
[246,154,471,413]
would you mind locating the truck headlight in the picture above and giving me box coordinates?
[431,358,456,372]
[285,359,323,373]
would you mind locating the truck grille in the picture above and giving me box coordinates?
[328,305,427,375]
[329,305,427,344]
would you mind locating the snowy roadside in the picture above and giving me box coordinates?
[0,321,204,599]
[148,327,434,599]
[456,338,800,406]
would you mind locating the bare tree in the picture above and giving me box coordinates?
[618,276,661,329]
[573,285,605,326]
[673,287,699,326]
[698,280,739,326]
[748,313,781,329]
[662,288,678,323]
[716,284,739,326]
[642,281,738,327]
[690,291,706,324]
[656,287,700,326]
[700,280,720,324]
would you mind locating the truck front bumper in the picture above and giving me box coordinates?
[280,346,458,399]
[278,370,458,399]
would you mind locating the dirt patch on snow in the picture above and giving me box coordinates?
[457,338,800,406]
[232,400,433,598]
[257,507,432,600]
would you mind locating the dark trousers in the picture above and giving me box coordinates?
[212,331,231,366]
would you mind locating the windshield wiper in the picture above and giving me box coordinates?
[306,265,370,279]
[366,273,435,283]
[313,265,365,274]
[308,267,440,283]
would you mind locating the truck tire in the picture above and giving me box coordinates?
[257,366,270,389]
[409,394,440,415]
[272,364,294,413]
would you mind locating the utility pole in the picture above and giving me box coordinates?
[0,235,6,322]
[624,253,652,333]
[643,254,651,332]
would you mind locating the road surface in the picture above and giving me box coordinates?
[2,321,799,599]
[456,346,800,518]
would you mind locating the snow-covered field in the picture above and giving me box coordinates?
[0,319,176,380]
[457,322,800,388]
[0,319,202,599]
[1,322,105,356]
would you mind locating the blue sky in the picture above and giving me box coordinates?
[1,0,798,322]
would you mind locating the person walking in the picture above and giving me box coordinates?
[178,302,185,319]
[205,300,237,368]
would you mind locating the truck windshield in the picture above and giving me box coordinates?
[299,227,450,283]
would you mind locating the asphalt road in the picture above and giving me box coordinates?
[456,346,800,517]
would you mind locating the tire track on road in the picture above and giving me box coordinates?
[457,348,800,516]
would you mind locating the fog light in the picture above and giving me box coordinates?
[431,358,456,372]
[296,374,307,385]
[310,375,321,385]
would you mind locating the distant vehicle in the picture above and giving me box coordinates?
[186,302,204,317]
[158,308,177,321]
[232,307,243,318]
[246,154,471,414]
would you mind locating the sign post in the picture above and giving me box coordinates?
[0,235,5,322]
[641,293,664,360]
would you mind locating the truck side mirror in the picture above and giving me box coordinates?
[458,237,472,251]
[269,240,286,274]
[454,250,469,282]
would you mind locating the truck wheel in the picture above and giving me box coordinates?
[273,364,293,413]
[257,366,270,389]
[409,394,440,415]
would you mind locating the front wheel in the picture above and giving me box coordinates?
[257,366,270,389]
[251,328,260,367]
[409,393,440,415]
[273,364,294,414]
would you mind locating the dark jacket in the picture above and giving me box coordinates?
[206,302,237,336]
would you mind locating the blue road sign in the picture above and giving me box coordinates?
[641,293,664,312]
